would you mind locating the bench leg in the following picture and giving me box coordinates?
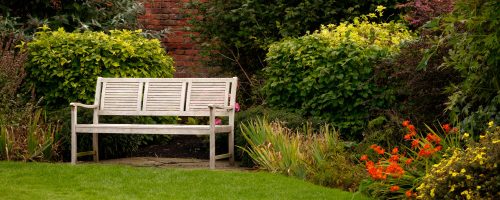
[71,106,77,165]
[92,133,99,162]
[210,131,216,169]
[229,130,235,166]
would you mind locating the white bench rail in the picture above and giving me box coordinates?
[70,77,238,169]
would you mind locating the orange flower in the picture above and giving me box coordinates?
[434,145,442,152]
[402,120,410,127]
[411,139,419,148]
[405,190,415,197]
[442,124,451,133]
[418,149,432,157]
[386,162,404,178]
[389,155,399,162]
[376,148,385,155]
[423,143,431,149]
[426,133,441,144]
[405,158,413,165]
[390,185,400,192]
[408,125,416,132]
[404,134,412,140]
[391,147,399,154]
[370,145,385,155]
[360,155,368,161]
[366,162,386,180]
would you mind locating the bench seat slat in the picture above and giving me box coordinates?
[75,124,232,135]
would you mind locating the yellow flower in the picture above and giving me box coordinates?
[488,121,494,128]
[430,188,435,197]
[463,133,470,139]
[461,168,466,173]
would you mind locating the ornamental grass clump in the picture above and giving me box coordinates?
[416,122,500,199]
[240,118,364,191]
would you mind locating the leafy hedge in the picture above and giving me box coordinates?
[25,26,174,105]
[262,10,414,138]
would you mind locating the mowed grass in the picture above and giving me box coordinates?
[0,161,369,200]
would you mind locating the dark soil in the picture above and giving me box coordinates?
[132,135,229,159]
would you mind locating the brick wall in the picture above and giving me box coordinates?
[138,0,208,77]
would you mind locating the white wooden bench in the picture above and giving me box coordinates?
[70,77,238,169]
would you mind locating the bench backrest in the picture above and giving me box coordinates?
[94,77,238,116]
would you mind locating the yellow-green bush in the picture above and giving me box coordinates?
[416,122,500,199]
[25,26,174,105]
[262,7,414,138]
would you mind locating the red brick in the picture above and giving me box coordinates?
[141,0,208,78]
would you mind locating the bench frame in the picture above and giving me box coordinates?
[70,77,238,169]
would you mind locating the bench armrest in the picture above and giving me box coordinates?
[70,102,99,109]
[208,104,233,111]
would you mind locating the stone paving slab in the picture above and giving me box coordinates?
[97,157,251,171]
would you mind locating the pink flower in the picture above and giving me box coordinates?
[215,118,222,125]
[235,103,240,112]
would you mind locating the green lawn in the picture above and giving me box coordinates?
[0,161,369,200]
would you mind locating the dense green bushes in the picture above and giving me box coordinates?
[25,27,175,105]
[262,10,414,138]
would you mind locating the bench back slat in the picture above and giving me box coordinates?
[186,81,228,111]
[95,77,237,117]
[101,81,143,111]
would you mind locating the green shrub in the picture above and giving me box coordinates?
[416,122,500,199]
[25,26,174,105]
[241,118,365,191]
[262,9,414,138]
